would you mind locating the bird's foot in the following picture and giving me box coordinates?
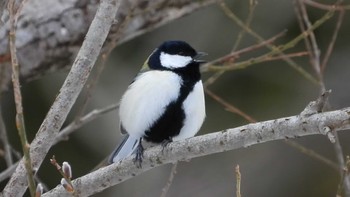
[133,141,144,168]
[161,138,172,153]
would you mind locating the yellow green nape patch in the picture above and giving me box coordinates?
[140,57,151,72]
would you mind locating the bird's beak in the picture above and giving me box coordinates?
[194,52,208,63]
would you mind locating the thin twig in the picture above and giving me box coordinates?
[0,0,8,26]
[160,162,178,197]
[0,161,18,182]
[73,1,135,134]
[303,0,350,10]
[204,88,256,123]
[201,31,286,76]
[333,132,350,196]
[218,0,319,84]
[293,0,315,76]
[337,156,350,196]
[0,107,13,166]
[258,51,309,61]
[297,0,325,91]
[321,8,345,72]
[204,0,258,89]
[55,103,119,144]
[204,70,226,88]
[206,7,334,72]
[73,0,137,120]
[294,0,315,66]
[284,140,339,171]
[3,0,123,196]
[14,0,28,23]
[298,0,349,194]
[116,0,218,45]
[8,0,36,196]
[204,30,287,67]
[0,103,119,182]
[206,88,339,173]
[232,0,258,52]
[203,31,287,87]
[235,165,241,197]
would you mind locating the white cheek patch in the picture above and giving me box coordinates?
[160,52,192,69]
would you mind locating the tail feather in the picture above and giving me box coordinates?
[108,135,140,164]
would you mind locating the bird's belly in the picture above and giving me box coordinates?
[119,71,182,139]
[143,81,205,143]
[143,100,185,143]
[173,81,206,141]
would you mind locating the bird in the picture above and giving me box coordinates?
[109,40,206,167]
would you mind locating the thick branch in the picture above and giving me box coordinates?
[43,107,350,196]
[0,0,217,92]
[2,0,122,196]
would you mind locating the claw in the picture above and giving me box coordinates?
[133,140,144,168]
[161,138,172,153]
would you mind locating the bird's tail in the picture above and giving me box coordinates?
[108,134,140,164]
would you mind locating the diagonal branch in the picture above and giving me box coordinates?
[2,0,122,196]
[8,0,36,195]
[54,103,119,144]
[204,30,287,67]
[321,8,345,72]
[303,0,350,10]
[43,106,350,196]
[0,0,219,93]
[218,0,319,84]
[0,103,119,182]
[0,107,13,167]
[204,6,334,73]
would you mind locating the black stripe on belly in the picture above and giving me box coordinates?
[144,63,201,143]
[144,100,185,143]
[144,82,196,143]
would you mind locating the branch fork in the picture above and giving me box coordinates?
[300,90,335,142]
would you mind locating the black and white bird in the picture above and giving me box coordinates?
[109,40,206,166]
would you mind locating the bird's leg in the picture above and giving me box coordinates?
[133,138,144,168]
[161,138,173,153]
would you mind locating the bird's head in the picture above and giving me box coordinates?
[147,40,207,70]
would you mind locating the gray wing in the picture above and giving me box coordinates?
[108,134,140,164]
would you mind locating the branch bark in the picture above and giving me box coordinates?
[0,0,218,92]
[42,107,350,196]
[1,0,122,196]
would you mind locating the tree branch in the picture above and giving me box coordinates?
[0,0,218,92]
[7,0,36,195]
[43,107,350,196]
[54,103,119,144]
[0,103,119,182]
[2,0,122,196]
[0,106,13,167]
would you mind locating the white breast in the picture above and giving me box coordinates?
[119,71,182,138]
[173,81,206,141]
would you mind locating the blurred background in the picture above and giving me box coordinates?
[1,0,350,196]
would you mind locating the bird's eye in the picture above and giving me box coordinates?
[178,51,184,55]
